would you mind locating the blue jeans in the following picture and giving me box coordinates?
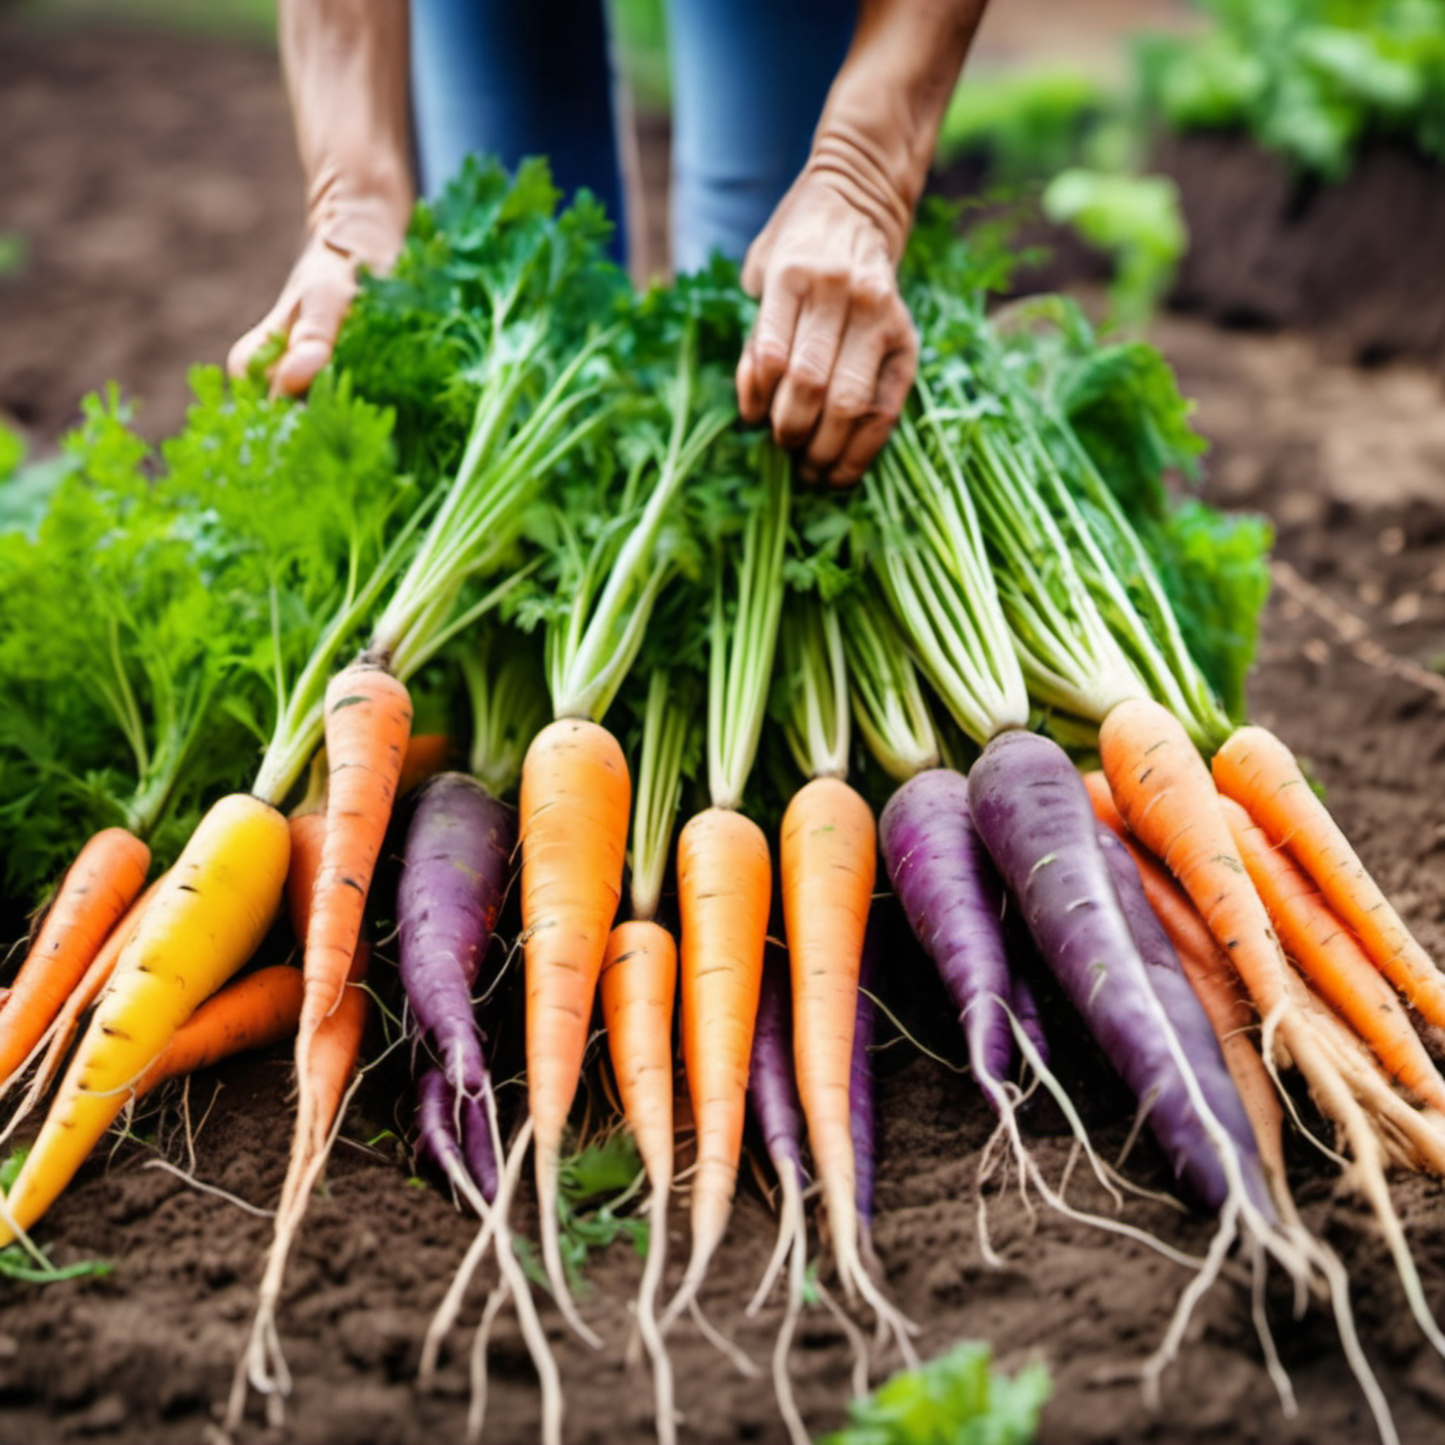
[408,0,856,271]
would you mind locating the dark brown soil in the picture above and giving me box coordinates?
[1159,132,1445,375]
[0,21,303,443]
[4,14,1445,1445]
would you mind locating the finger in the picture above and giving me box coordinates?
[737,263,808,425]
[799,293,896,481]
[270,257,357,399]
[827,329,918,487]
[227,295,297,381]
[768,272,851,451]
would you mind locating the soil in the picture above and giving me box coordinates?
[1159,133,1445,377]
[4,13,1445,1445]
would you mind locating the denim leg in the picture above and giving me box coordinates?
[667,0,856,274]
[408,0,628,259]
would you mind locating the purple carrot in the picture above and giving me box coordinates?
[1007,967,1051,1072]
[414,1064,500,1204]
[879,769,1016,1111]
[1095,827,1270,1214]
[967,729,1267,1217]
[397,771,515,1098]
[750,938,807,1191]
[849,906,883,1230]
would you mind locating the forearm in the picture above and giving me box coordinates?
[808,0,989,259]
[279,0,414,256]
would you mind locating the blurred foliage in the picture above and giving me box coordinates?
[17,0,277,42]
[816,1343,1050,1445]
[1136,0,1445,177]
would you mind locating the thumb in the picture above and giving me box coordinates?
[270,254,357,398]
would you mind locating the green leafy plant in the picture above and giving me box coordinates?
[515,1130,650,1294]
[0,1149,111,1283]
[1042,169,1188,328]
[1136,0,1445,178]
[817,1343,1050,1445]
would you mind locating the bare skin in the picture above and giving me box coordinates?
[230,0,990,482]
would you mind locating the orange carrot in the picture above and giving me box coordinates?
[1083,771,1288,1201]
[779,776,873,1295]
[1100,700,1292,1023]
[398,732,454,798]
[0,828,150,1085]
[227,790,372,1425]
[518,715,630,1342]
[302,657,411,1042]
[0,873,165,1142]
[286,811,327,946]
[1100,697,1445,1372]
[1221,795,1445,1113]
[600,920,677,1196]
[1214,724,1445,1029]
[600,917,678,1445]
[0,795,290,1248]
[136,966,304,1097]
[665,804,772,1327]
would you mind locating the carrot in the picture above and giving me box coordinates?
[518,715,630,1345]
[600,917,678,1445]
[1213,724,1445,1030]
[779,776,874,1299]
[664,803,772,1328]
[1100,697,1445,1382]
[0,793,290,1247]
[227,798,372,1424]
[1220,795,1445,1115]
[599,920,676,1213]
[0,873,166,1147]
[398,732,454,798]
[1083,771,1289,1208]
[0,827,151,1087]
[136,965,305,1098]
[284,811,323,935]
[301,656,411,1043]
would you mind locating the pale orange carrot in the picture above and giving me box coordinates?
[1214,724,1445,1029]
[518,715,630,1343]
[664,803,772,1329]
[1221,794,1445,1113]
[136,965,305,1097]
[0,828,151,1085]
[779,776,873,1293]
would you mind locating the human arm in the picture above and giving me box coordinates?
[736,0,990,485]
[228,0,414,397]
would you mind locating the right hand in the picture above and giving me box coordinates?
[228,191,407,397]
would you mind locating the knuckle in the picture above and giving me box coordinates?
[750,338,792,377]
[850,270,896,313]
[785,354,831,397]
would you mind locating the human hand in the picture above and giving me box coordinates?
[736,170,918,486]
[227,191,406,397]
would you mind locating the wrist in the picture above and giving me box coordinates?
[304,159,412,268]
[804,0,989,261]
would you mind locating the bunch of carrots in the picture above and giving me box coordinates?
[4,169,1445,1445]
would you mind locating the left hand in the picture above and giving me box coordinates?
[736,170,918,487]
